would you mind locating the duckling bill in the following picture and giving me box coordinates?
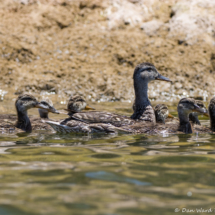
[38,98,60,119]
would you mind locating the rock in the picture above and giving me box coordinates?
[140,20,164,36]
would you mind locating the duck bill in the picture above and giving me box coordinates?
[167,113,174,118]
[193,104,207,114]
[203,112,209,117]
[155,74,172,82]
[50,108,60,114]
[84,105,95,111]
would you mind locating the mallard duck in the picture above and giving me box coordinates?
[30,98,60,131]
[65,95,95,113]
[154,104,175,124]
[38,98,59,119]
[189,100,208,125]
[65,63,171,126]
[0,94,58,133]
[130,63,171,122]
[46,95,128,133]
[126,97,208,134]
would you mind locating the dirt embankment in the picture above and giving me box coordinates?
[0,0,215,103]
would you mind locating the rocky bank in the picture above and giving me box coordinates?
[0,0,215,103]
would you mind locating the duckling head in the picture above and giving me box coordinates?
[189,100,209,125]
[15,94,52,132]
[154,104,169,124]
[178,98,206,134]
[208,97,215,131]
[15,94,51,113]
[66,95,95,113]
[38,98,59,119]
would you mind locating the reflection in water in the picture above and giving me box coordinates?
[0,101,215,214]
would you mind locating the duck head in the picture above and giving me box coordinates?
[208,97,215,132]
[66,95,95,114]
[38,98,60,119]
[178,98,206,134]
[15,94,52,132]
[131,63,171,122]
[133,62,171,85]
[133,63,171,103]
[15,94,51,113]
[154,104,169,124]
[189,100,209,125]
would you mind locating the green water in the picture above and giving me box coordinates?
[0,98,215,215]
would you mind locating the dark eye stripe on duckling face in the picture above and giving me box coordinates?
[40,101,51,107]
[18,96,37,102]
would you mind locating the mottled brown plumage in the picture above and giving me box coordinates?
[46,96,130,133]
[154,104,169,124]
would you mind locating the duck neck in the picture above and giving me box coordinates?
[39,109,49,119]
[131,80,155,123]
[15,109,32,132]
[178,109,193,134]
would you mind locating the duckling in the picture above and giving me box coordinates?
[65,95,95,113]
[154,104,174,124]
[38,98,59,119]
[30,98,60,131]
[0,94,53,133]
[177,98,206,133]
[189,100,208,125]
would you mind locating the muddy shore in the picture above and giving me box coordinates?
[0,0,215,103]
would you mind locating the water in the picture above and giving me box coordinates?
[0,95,214,215]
